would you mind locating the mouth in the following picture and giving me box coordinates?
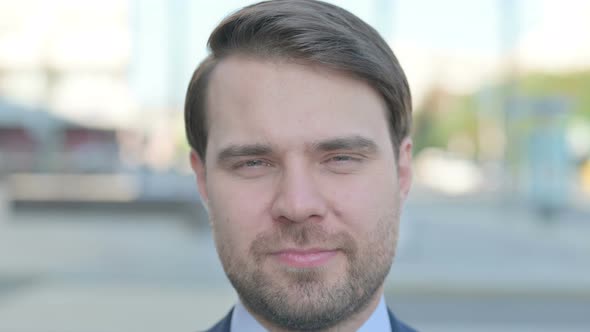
[271,248,339,268]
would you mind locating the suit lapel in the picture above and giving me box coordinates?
[205,308,233,332]
[388,307,400,332]
[388,307,417,332]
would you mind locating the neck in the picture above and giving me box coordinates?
[245,285,385,332]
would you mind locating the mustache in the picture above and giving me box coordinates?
[250,223,357,257]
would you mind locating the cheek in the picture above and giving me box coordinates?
[326,168,398,216]
[207,176,274,248]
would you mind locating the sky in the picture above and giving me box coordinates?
[0,0,589,122]
[179,0,590,104]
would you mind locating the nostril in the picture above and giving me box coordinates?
[269,165,329,222]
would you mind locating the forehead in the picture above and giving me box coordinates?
[205,56,391,155]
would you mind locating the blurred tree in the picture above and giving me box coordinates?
[413,87,479,158]
[519,70,590,121]
[412,70,590,159]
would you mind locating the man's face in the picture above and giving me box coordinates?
[191,56,412,330]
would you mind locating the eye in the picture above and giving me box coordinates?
[229,159,275,178]
[323,154,364,173]
[234,159,272,169]
[328,155,361,163]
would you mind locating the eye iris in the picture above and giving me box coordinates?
[246,160,262,167]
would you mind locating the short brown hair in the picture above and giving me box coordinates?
[185,0,412,161]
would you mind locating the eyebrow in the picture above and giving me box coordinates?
[310,135,378,154]
[215,135,379,164]
[216,143,273,164]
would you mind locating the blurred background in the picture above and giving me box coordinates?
[0,0,588,331]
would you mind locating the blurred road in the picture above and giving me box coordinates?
[0,188,589,332]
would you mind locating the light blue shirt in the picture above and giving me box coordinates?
[230,295,391,332]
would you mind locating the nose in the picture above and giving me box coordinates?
[270,163,328,223]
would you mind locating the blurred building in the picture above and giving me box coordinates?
[0,0,588,207]
[0,100,122,173]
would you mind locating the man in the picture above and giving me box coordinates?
[185,0,415,331]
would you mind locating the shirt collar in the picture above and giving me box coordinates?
[230,295,391,332]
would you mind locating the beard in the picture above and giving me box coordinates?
[214,214,398,330]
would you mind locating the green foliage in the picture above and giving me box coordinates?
[413,90,479,156]
[519,70,590,121]
[412,70,590,157]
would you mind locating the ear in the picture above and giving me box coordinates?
[190,150,209,210]
[397,137,413,202]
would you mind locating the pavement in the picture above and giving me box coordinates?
[393,189,590,296]
[0,188,588,331]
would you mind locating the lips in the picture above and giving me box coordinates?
[272,248,339,268]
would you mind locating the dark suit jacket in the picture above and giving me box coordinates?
[205,307,417,332]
